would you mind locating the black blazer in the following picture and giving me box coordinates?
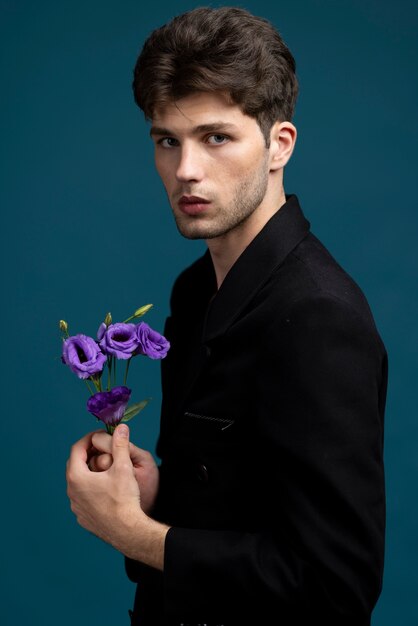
[126,194,387,626]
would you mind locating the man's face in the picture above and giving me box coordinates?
[150,91,272,240]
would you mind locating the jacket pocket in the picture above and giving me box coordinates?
[184,411,235,431]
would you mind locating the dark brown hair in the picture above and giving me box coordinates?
[132,7,299,146]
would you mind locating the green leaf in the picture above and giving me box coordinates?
[121,398,151,422]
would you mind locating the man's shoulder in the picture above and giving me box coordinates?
[251,231,386,357]
[267,232,377,328]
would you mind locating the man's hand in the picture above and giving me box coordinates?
[87,430,159,515]
[66,424,169,570]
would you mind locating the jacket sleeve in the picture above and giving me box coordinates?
[161,293,387,624]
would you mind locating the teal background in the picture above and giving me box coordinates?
[1,0,417,624]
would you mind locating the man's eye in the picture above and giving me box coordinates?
[158,137,179,148]
[207,134,229,145]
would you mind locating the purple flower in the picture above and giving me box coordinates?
[99,323,140,360]
[97,322,106,341]
[136,322,170,359]
[87,386,131,427]
[62,334,107,379]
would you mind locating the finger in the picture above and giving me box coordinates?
[67,431,96,478]
[91,431,112,454]
[93,431,150,467]
[129,444,155,468]
[111,424,132,468]
[88,453,113,472]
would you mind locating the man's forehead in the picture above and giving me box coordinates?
[150,92,253,135]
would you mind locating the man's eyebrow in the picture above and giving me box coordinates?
[149,122,239,137]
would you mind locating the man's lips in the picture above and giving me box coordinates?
[178,195,211,215]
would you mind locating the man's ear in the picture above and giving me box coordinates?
[269,121,297,171]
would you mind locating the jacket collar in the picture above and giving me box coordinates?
[202,194,310,343]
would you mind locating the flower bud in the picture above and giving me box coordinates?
[59,320,68,334]
[104,312,112,327]
[133,304,153,319]
[123,304,154,324]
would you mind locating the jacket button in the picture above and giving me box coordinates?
[196,463,209,483]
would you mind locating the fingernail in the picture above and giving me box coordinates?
[116,424,129,437]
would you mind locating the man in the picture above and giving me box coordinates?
[66,7,387,625]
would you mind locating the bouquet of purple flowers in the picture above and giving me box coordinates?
[59,304,170,434]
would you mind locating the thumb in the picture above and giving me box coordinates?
[111,424,132,466]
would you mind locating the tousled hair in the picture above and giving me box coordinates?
[132,6,299,146]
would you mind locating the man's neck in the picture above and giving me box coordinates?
[206,188,287,290]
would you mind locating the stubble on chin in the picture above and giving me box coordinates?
[173,215,207,240]
[172,212,253,241]
[169,197,223,240]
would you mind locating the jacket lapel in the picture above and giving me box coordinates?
[203,194,310,343]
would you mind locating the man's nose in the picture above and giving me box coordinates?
[176,144,205,182]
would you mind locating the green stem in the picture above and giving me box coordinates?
[84,379,94,395]
[124,357,132,386]
[113,358,117,387]
[89,376,101,393]
[107,357,112,391]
